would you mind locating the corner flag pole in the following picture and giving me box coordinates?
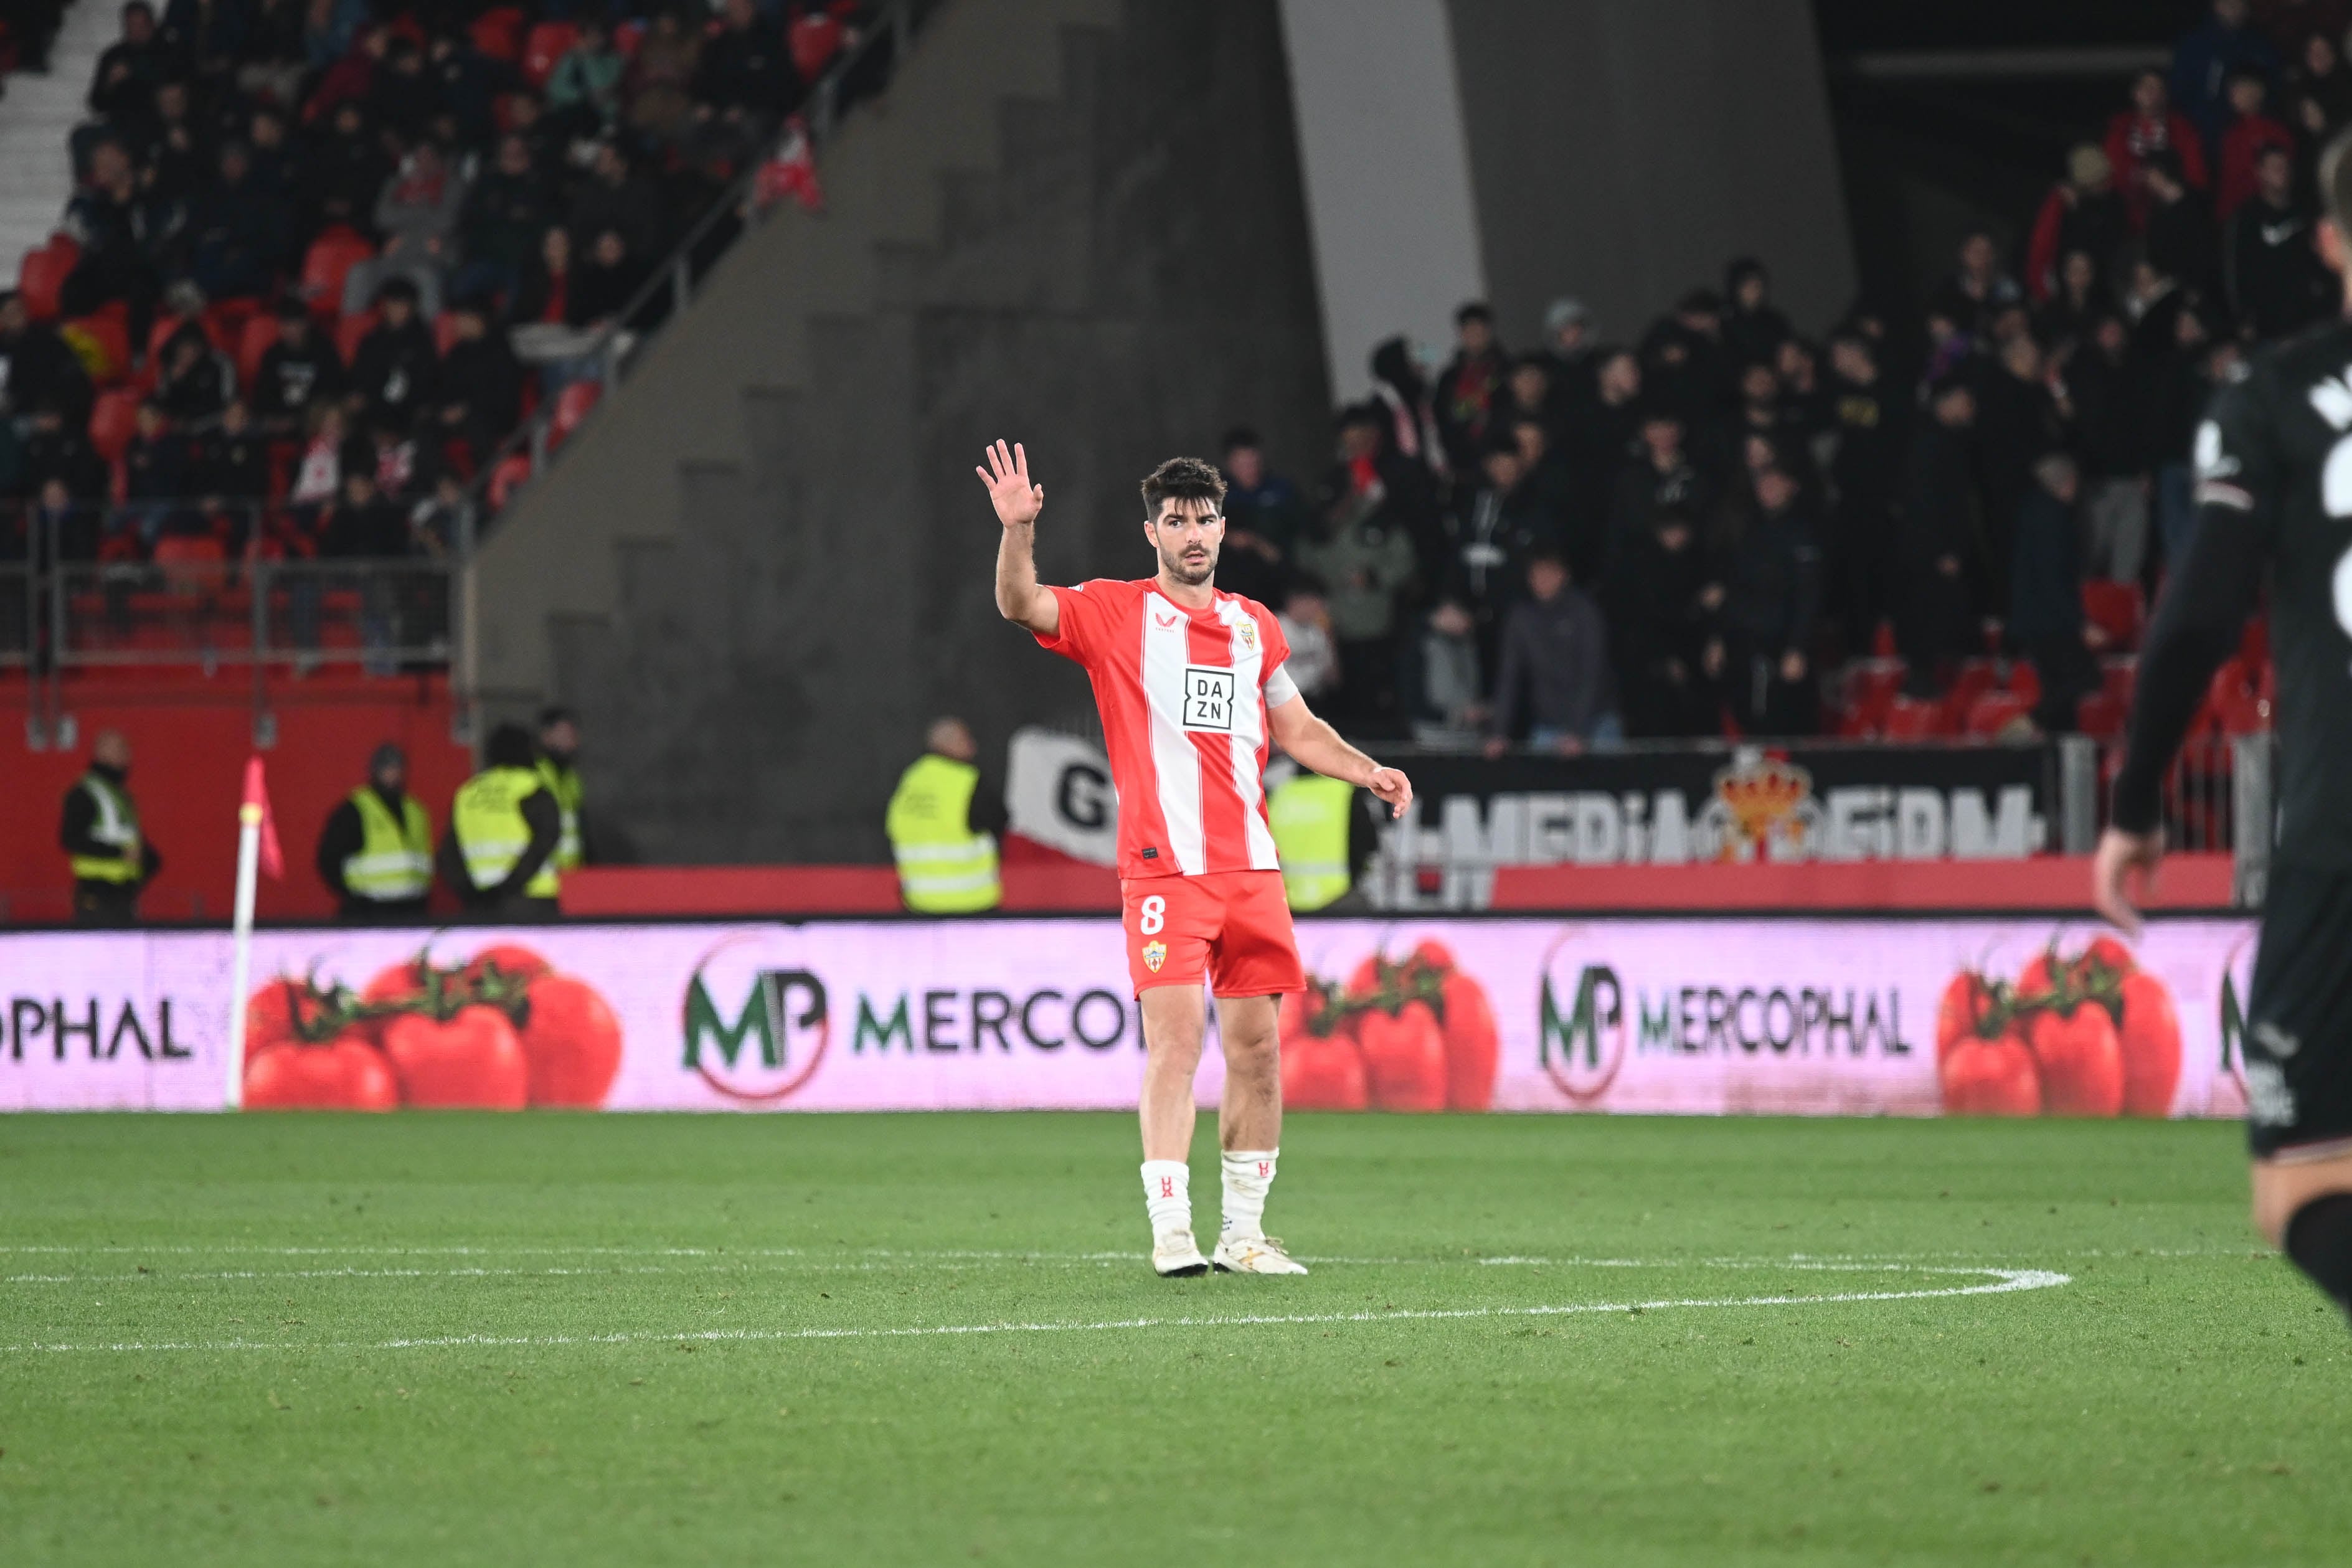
[224,756,282,1110]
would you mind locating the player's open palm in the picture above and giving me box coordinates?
[977,440,1043,529]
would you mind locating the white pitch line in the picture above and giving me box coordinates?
[0,1267,2069,1354]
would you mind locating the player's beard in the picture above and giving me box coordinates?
[1160,537,1219,587]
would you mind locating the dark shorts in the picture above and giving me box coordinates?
[2244,862,2352,1160]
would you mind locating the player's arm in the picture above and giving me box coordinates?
[978,440,1058,639]
[2094,392,2277,935]
[1267,676,1414,818]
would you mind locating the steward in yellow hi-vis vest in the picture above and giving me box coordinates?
[885,717,1004,914]
[537,705,588,874]
[316,742,433,919]
[440,722,564,917]
[60,729,161,926]
[1268,771,1357,912]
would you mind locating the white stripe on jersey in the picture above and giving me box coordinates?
[1141,592,1207,874]
[1220,600,1281,871]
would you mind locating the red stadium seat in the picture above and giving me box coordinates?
[235,312,280,389]
[1880,694,1948,740]
[1963,690,2034,737]
[1945,658,2000,724]
[613,18,645,57]
[2006,661,2041,712]
[549,379,601,445]
[488,452,532,509]
[470,4,526,61]
[17,236,75,321]
[87,387,142,463]
[521,21,577,88]
[2075,689,2128,739]
[300,227,374,319]
[2081,579,2145,651]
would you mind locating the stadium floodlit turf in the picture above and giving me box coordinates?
[0,1113,2343,1566]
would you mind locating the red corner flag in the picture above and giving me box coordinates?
[240,755,283,879]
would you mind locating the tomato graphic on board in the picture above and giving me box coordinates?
[517,973,623,1108]
[1357,1000,1448,1112]
[1280,986,1369,1111]
[243,940,624,1112]
[1934,935,2179,1120]
[243,1036,399,1112]
[1939,1034,2042,1117]
[382,1005,531,1109]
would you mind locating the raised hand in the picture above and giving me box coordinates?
[976,440,1044,529]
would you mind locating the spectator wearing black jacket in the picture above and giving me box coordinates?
[0,292,93,429]
[432,299,523,466]
[2142,151,2219,297]
[1707,463,1823,736]
[1722,257,1792,367]
[691,0,805,164]
[88,2,169,125]
[2226,142,2335,338]
[567,227,648,329]
[59,139,162,344]
[1971,334,2065,615]
[1607,403,1712,577]
[348,278,437,420]
[320,468,410,557]
[186,140,293,301]
[456,134,557,307]
[297,99,390,240]
[569,141,666,259]
[153,320,230,423]
[1433,302,1508,476]
[1825,330,1900,645]
[60,729,161,925]
[1483,551,1617,753]
[1899,380,1983,693]
[2065,314,2151,583]
[1607,504,1714,737]
[251,302,342,432]
[194,400,267,543]
[2010,452,2098,734]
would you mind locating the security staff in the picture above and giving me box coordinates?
[59,728,161,925]
[439,722,563,919]
[537,705,590,875]
[884,717,1004,913]
[315,742,433,920]
[1266,760,1377,912]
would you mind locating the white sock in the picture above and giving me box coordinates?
[1141,1160,1192,1237]
[1221,1148,1278,1239]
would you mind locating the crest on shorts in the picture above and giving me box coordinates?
[1141,940,1168,973]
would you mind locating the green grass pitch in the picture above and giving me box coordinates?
[1,1112,2345,1566]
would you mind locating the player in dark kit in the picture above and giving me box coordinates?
[2096,126,2352,1321]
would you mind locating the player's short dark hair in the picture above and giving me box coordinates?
[2321,125,2352,234]
[1140,456,1226,521]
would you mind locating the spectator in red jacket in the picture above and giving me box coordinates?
[2105,69,2210,228]
[2217,66,2296,217]
[2026,144,2133,302]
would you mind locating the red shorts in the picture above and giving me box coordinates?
[1121,870,1305,997]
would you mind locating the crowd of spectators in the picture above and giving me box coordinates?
[0,0,860,576]
[1226,0,2325,751]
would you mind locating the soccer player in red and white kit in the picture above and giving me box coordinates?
[979,441,1413,1277]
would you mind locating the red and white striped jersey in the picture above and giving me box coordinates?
[1035,578,1296,879]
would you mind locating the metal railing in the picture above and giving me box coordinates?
[470,0,939,522]
[11,501,459,750]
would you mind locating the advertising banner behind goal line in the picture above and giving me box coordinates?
[0,916,2256,1118]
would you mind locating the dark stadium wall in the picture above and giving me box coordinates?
[1442,0,1858,349]
[471,0,1329,863]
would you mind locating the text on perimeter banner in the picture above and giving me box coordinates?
[0,918,2258,1117]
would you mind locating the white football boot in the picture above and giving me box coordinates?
[1212,1234,1309,1275]
[1152,1228,1210,1277]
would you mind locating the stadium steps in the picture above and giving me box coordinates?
[473,0,1326,861]
[0,1,121,275]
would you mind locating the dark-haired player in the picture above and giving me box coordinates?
[979,442,1413,1277]
[2097,126,2352,1321]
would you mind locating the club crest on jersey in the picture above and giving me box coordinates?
[1237,621,1257,650]
[1141,940,1168,973]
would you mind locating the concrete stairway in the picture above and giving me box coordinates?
[471,0,1328,862]
[0,1,116,277]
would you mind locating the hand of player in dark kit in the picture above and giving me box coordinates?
[2091,825,2162,939]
